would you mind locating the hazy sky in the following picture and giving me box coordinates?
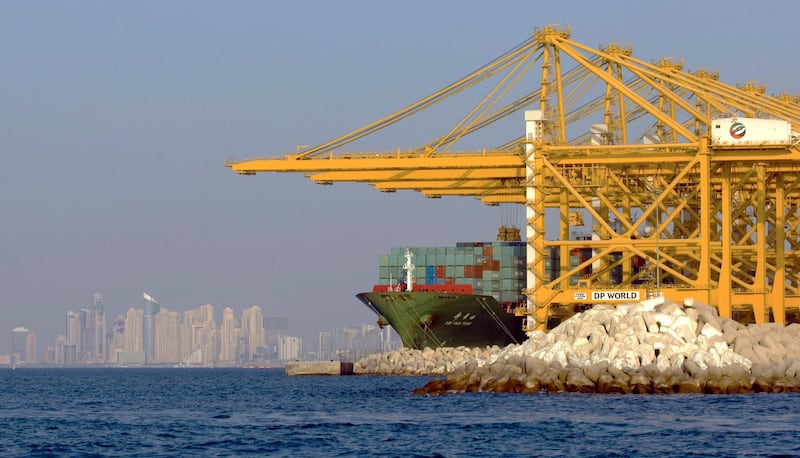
[2,1,798,354]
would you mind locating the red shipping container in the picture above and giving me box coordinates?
[464,265,475,278]
[464,265,485,278]
[445,277,455,284]
[483,246,494,258]
[435,265,446,278]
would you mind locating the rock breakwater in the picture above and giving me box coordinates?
[354,297,800,394]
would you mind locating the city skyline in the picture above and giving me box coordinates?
[3,290,394,366]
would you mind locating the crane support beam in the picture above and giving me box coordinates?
[228,25,800,333]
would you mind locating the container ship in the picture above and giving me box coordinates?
[356,227,531,349]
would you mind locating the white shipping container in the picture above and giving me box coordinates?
[711,117,792,146]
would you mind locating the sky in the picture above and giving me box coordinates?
[2,0,799,355]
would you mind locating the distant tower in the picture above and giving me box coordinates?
[180,304,216,365]
[11,327,28,367]
[142,293,160,363]
[123,308,143,352]
[220,307,238,364]
[65,310,80,348]
[79,308,93,363]
[318,332,333,360]
[241,305,264,362]
[93,293,106,363]
[25,333,37,364]
[153,308,180,363]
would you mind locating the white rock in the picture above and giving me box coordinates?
[700,322,723,338]
[640,295,665,311]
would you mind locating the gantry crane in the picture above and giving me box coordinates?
[227,25,800,332]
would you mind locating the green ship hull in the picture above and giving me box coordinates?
[356,291,528,349]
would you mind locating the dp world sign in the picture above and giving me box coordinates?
[590,290,641,302]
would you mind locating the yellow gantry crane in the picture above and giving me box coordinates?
[227,25,800,332]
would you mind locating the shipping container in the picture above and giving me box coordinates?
[463,265,482,278]
[502,279,524,291]
[435,265,446,278]
[501,267,525,279]
[500,291,524,303]
[711,117,792,146]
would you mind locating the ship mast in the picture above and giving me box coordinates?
[403,248,415,292]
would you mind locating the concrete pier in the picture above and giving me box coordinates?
[285,361,354,376]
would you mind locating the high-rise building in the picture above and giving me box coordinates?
[123,307,143,353]
[318,332,333,360]
[93,293,106,363]
[66,310,80,349]
[11,327,28,366]
[53,335,66,365]
[181,304,216,365]
[278,336,301,361]
[79,308,94,363]
[219,307,238,365]
[154,308,181,363]
[241,305,264,362]
[143,293,160,363]
[109,315,126,362]
[25,333,37,364]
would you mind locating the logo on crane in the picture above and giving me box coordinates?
[729,121,746,139]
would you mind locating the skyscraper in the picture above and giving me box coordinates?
[278,336,301,361]
[181,304,216,365]
[241,305,264,362]
[123,307,143,352]
[318,332,333,361]
[219,307,238,365]
[109,315,126,362]
[154,308,180,363]
[11,327,28,366]
[25,333,37,364]
[93,293,106,363]
[79,308,93,363]
[143,293,160,363]
[65,310,80,350]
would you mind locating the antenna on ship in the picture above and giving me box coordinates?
[403,248,415,292]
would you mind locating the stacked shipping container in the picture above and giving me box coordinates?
[378,241,532,305]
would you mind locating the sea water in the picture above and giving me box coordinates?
[1,368,799,457]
